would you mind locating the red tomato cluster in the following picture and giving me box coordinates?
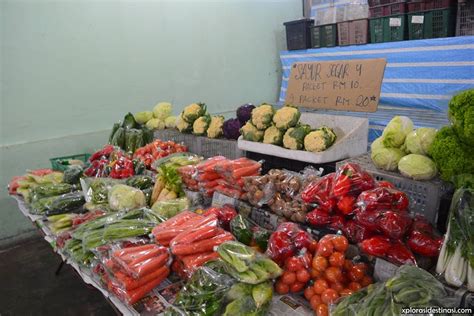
[304,235,373,316]
[133,140,187,169]
[274,246,315,296]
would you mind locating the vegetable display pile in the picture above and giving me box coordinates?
[242,168,320,222]
[242,104,338,153]
[371,116,438,180]
[109,112,154,154]
[303,163,442,266]
[133,139,187,169]
[134,101,175,130]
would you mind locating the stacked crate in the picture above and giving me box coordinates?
[407,0,457,40]
[369,0,408,43]
[456,0,474,36]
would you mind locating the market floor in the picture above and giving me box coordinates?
[0,233,116,316]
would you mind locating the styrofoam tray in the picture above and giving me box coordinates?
[238,112,368,163]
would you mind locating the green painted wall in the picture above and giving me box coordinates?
[0,0,302,244]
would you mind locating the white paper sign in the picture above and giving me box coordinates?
[389,18,402,27]
[411,15,424,24]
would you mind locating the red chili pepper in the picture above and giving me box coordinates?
[377,181,395,189]
[343,220,374,243]
[276,222,300,238]
[266,231,294,265]
[359,235,391,257]
[332,174,351,198]
[336,195,356,215]
[319,198,337,213]
[406,230,443,257]
[353,208,381,232]
[306,208,332,227]
[328,215,346,231]
[301,173,334,204]
[377,210,412,240]
[392,191,409,212]
[410,215,434,234]
[386,241,416,265]
[293,231,313,250]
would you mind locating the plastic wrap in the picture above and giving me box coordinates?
[356,187,409,213]
[81,177,122,205]
[331,163,376,200]
[31,191,85,215]
[30,183,76,203]
[151,197,189,219]
[217,241,283,284]
[108,184,147,211]
[266,222,314,266]
[359,236,416,266]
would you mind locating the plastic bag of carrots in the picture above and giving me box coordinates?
[97,241,171,305]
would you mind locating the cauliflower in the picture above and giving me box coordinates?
[241,122,264,142]
[153,102,173,120]
[192,114,211,136]
[146,118,166,130]
[207,115,225,138]
[176,113,192,133]
[273,105,301,130]
[283,124,311,150]
[251,104,275,130]
[263,125,284,145]
[448,89,474,146]
[183,102,207,123]
[165,116,177,129]
[134,111,153,124]
[304,127,336,152]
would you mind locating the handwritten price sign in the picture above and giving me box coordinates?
[285,59,386,112]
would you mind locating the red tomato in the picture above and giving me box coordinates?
[343,259,353,271]
[348,282,362,291]
[312,256,328,272]
[290,282,305,293]
[304,286,315,300]
[330,282,344,293]
[360,275,373,287]
[348,266,365,282]
[310,295,322,310]
[311,268,322,279]
[296,269,311,283]
[281,271,296,285]
[313,279,329,295]
[275,281,289,294]
[317,240,334,257]
[321,288,339,304]
[339,288,354,297]
[286,256,304,272]
[332,235,349,253]
[309,240,319,253]
[329,252,345,268]
[354,262,369,274]
[315,303,329,316]
[325,267,343,283]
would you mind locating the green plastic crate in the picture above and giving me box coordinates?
[310,24,337,48]
[408,8,456,40]
[50,153,91,171]
[370,14,408,43]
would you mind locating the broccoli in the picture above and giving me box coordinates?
[251,104,275,130]
[263,125,284,145]
[193,114,211,136]
[241,122,264,142]
[282,124,311,150]
[429,126,474,182]
[176,112,192,133]
[304,127,337,152]
[207,115,225,138]
[272,105,301,130]
[182,102,207,123]
[448,89,474,146]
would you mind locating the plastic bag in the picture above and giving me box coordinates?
[356,187,409,213]
[265,222,314,266]
[165,266,234,316]
[81,177,122,204]
[331,163,376,199]
[170,225,234,257]
[151,197,189,219]
[203,204,238,231]
[108,184,146,211]
[359,235,416,265]
[30,183,76,203]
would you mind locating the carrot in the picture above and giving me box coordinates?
[126,247,167,266]
[171,226,221,246]
[154,213,217,241]
[199,179,220,189]
[126,267,170,305]
[171,232,234,256]
[132,253,169,278]
[113,244,156,258]
[197,172,220,182]
[181,252,220,269]
[196,156,226,172]
[232,163,261,179]
[155,211,200,231]
[115,265,168,291]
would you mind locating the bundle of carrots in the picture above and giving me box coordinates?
[102,244,170,305]
[177,165,198,191]
[152,211,234,278]
[192,156,261,198]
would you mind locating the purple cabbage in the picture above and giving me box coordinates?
[223,118,241,140]
[236,103,256,124]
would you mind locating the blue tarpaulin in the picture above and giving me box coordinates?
[278,36,474,141]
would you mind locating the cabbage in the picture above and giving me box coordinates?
[165,116,177,128]
[398,154,437,180]
[108,184,146,211]
[371,136,385,152]
[134,111,153,124]
[371,147,405,171]
[146,118,165,130]
[382,116,414,148]
[153,102,172,120]
[404,127,437,156]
